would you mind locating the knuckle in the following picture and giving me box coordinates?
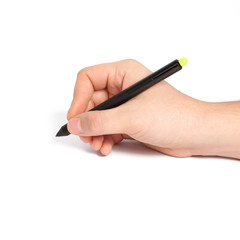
[77,67,90,78]
[125,58,138,64]
[122,58,142,69]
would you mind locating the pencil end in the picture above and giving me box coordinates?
[179,58,188,67]
[56,124,71,137]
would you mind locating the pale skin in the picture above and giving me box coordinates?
[67,59,240,159]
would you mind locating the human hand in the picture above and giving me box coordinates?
[67,59,240,159]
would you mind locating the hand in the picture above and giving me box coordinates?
[67,59,240,159]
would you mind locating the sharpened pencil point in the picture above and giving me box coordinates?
[56,124,71,137]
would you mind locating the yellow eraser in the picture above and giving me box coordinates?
[179,58,188,67]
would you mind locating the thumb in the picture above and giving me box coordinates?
[67,108,127,136]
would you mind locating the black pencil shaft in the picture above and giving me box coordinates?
[56,59,182,137]
[91,59,181,111]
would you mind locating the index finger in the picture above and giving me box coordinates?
[67,61,117,120]
[67,59,151,120]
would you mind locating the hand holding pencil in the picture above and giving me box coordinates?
[60,59,240,159]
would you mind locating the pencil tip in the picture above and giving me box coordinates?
[56,124,71,137]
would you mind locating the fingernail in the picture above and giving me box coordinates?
[68,118,82,134]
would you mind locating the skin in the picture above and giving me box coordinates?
[67,59,240,159]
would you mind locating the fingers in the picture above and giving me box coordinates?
[80,136,92,143]
[98,134,130,155]
[80,134,124,156]
[81,135,114,156]
[67,59,151,120]
[100,135,114,155]
[85,89,109,112]
[91,135,104,151]
[67,62,117,120]
[111,134,123,144]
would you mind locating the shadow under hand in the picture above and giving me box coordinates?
[112,140,161,156]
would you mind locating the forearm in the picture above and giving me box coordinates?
[191,101,240,159]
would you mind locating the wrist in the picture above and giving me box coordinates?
[189,101,240,159]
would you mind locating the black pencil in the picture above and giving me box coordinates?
[56,58,188,137]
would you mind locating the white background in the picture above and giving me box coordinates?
[0,0,240,239]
